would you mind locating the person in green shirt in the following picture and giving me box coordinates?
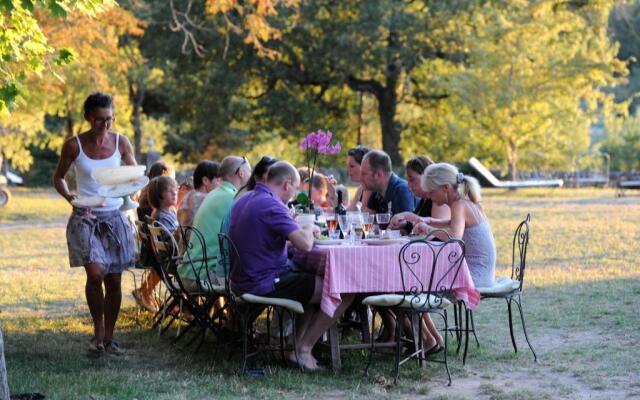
[179,156,251,290]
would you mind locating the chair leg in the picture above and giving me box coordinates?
[359,305,371,344]
[289,310,303,372]
[277,308,287,366]
[463,307,470,365]
[469,306,480,348]
[240,312,250,375]
[364,309,377,377]
[393,311,403,385]
[442,310,451,386]
[455,302,463,354]
[507,298,518,353]
[514,295,538,362]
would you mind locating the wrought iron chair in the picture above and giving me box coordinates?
[467,214,537,363]
[146,221,192,337]
[131,219,165,322]
[218,232,304,376]
[362,231,466,385]
[172,225,229,350]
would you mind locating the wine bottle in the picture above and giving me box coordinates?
[335,190,346,238]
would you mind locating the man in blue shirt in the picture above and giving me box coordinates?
[360,150,417,214]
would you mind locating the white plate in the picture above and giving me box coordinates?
[71,196,106,208]
[314,238,344,245]
[98,176,149,198]
[92,165,146,185]
[363,238,408,246]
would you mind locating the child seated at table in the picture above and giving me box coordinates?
[133,176,179,312]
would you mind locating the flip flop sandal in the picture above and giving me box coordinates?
[105,340,125,356]
[88,336,105,354]
[425,343,443,356]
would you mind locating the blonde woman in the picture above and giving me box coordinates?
[413,163,496,288]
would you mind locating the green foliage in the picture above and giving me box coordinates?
[419,0,626,178]
[601,115,640,171]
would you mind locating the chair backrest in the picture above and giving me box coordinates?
[397,229,466,309]
[217,232,238,296]
[180,224,216,292]
[147,221,182,293]
[511,214,531,291]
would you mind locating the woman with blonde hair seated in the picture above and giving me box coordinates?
[412,162,496,288]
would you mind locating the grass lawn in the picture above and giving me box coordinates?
[1,187,639,399]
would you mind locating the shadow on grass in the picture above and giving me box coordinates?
[3,275,640,399]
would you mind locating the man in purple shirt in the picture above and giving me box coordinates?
[230,161,354,371]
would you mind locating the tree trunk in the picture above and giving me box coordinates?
[0,324,10,400]
[508,140,518,181]
[379,28,403,168]
[65,109,74,139]
[128,76,145,163]
[378,90,402,168]
[357,92,364,146]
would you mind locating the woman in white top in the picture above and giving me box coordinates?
[53,93,137,355]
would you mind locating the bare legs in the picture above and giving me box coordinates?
[85,264,105,345]
[291,276,356,370]
[103,273,122,343]
[84,264,123,345]
[138,271,161,306]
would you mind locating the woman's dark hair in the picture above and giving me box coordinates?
[148,161,172,179]
[83,92,114,118]
[347,145,370,164]
[406,155,434,175]
[237,155,278,195]
[193,160,220,189]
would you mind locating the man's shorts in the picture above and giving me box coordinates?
[264,269,316,304]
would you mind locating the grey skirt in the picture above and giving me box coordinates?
[66,208,135,274]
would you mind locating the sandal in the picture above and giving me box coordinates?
[88,336,104,354]
[425,343,443,356]
[105,340,125,356]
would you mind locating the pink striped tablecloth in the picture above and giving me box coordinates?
[313,241,480,317]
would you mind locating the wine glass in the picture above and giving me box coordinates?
[376,213,391,238]
[326,213,339,239]
[361,213,374,239]
[337,214,350,242]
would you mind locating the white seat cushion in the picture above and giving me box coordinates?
[362,293,451,309]
[198,280,226,294]
[477,276,521,295]
[240,293,305,314]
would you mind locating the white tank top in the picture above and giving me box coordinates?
[73,134,123,211]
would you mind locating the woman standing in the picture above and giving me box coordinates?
[413,163,497,288]
[53,93,137,355]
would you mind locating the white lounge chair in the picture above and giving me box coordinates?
[468,157,563,189]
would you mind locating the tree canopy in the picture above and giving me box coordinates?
[1,0,639,179]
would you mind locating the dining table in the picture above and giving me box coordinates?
[296,237,480,370]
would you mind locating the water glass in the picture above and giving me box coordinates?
[337,214,350,240]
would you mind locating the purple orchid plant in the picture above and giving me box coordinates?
[299,129,341,210]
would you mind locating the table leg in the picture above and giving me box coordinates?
[329,323,342,371]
